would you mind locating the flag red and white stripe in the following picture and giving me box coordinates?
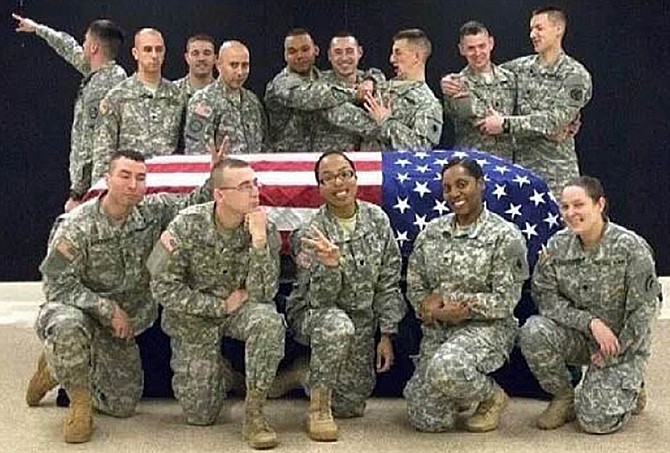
[88,152,383,234]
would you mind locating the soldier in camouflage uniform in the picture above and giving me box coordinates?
[184,41,267,155]
[286,151,406,441]
[265,29,373,153]
[441,21,517,161]
[173,34,216,100]
[150,158,284,449]
[404,158,528,433]
[13,14,127,211]
[519,176,660,434]
[475,7,593,195]
[25,149,218,443]
[325,29,443,151]
[92,28,184,180]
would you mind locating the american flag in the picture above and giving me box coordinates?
[87,150,561,266]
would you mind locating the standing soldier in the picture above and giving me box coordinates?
[173,34,216,100]
[25,148,222,443]
[184,41,267,155]
[150,158,284,449]
[441,21,517,161]
[92,28,184,180]
[12,14,127,211]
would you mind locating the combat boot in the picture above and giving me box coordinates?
[536,388,575,430]
[26,352,58,406]
[465,384,509,432]
[63,386,93,443]
[268,356,308,398]
[307,387,338,441]
[243,389,278,449]
[632,384,646,415]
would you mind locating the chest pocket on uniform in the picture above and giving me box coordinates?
[86,240,124,289]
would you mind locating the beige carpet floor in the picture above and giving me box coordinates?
[0,321,668,452]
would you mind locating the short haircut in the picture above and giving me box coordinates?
[314,150,356,184]
[87,19,124,59]
[108,150,145,171]
[563,175,607,211]
[330,30,358,46]
[441,157,484,180]
[186,33,216,51]
[393,28,432,61]
[532,5,567,26]
[459,20,490,40]
[211,158,251,188]
[286,27,312,40]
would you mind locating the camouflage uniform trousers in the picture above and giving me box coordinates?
[162,302,285,425]
[291,307,376,418]
[36,302,143,418]
[519,315,647,434]
[404,323,515,432]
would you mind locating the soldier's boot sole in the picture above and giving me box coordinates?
[26,353,58,407]
[465,387,509,433]
[63,388,93,443]
[306,417,339,442]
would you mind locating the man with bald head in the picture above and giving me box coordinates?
[184,40,267,154]
[92,28,184,179]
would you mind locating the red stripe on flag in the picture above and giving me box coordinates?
[146,160,381,173]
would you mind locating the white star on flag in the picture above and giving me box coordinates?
[543,212,560,228]
[492,183,507,200]
[433,158,450,167]
[416,164,430,174]
[413,181,431,198]
[494,165,510,175]
[395,158,411,168]
[529,189,546,206]
[413,214,429,231]
[505,203,522,219]
[433,172,442,181]
[476,158,490,167]
[512,175,531,187]
[521,222,538,240]
[395,230,409,247]
[452,151,468,158]
[396,172,410,184]
[433,199,449,216]
[414,151,429,159]
[393,197,411,214]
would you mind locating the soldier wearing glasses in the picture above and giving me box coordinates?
[285,150,406,441]
[150,158,284,449]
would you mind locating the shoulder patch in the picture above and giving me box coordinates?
[56,239,77,262]
[569,88,583,102]
[99,99,110,115]
[159,230,178,254]
[193,102,212,118]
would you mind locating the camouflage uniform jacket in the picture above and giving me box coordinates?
[92,74,184,179]
[444,64,517,161]
[150,202,281,325]
[39,185,212,336]
[264,66,359,152]
[35,25,127,197]
[287,201,406,334]
[173,75,212,100]
[407,209,528,329]
[184,80,267,155]
[532,221,661,358]
[501,52,592,163]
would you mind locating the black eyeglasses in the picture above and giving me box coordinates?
[318,169,356,186]
[216,178,261,193]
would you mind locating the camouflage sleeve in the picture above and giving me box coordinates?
[183,93,216,155]
[363,67,387,86]
[455,232,528,320]
[379,100,443,150]
[245,224,281,304]
[291,225,343,309]
[406,230,433,313]
[371,218,406,334]
[35,24,89,75]
[143,184,213,230]
[265,73,355,111]
[507,69,592,136]
[149,221,227,318]
[91,95,121,181]
[320,102,378,138]
[443,95,476,119]
[127,299,157,336]
[532,244,595,333]
[39,221,115,326]
[617,242,661,356]
[72,70,127,194]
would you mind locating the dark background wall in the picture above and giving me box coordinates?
[1,1,668,280]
